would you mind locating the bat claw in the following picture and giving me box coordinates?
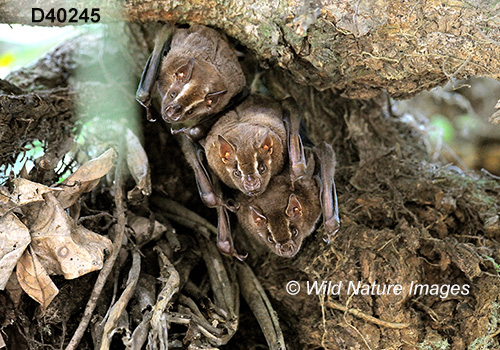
[323,218,340,244]
[234,251,248,261]
[224,198,240,212]
[291,163,307,184]
[216,240,247,260]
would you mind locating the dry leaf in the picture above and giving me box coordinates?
[10,178,55,206]
[490,99,500,124]
[0,186,15,216]
[128,212,166,244]
[5,271,23,308]
[17,248,59,310]
[0,213,31,289]
[0,186,10,204]
[26,192,112,279]
[55,148,117,209]
[126,128,151,197]
[490,109,500,124]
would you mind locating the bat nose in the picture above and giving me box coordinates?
[276,241,296,257]
[164,104,182,121]
[243,175,261,194]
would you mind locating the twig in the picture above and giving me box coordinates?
[65,154,127,350]
[152,195,217,237]
[412,300,440,324]
[184,280,228,320]
[326,301,409,329]
[128,310,152,350]
[178,295,223,336]
[163,212,212,239]
[100,249,141,350]
[198,236,237,319]
[237,262,286,350]
[156,213,181,251]
[148,246,180,350]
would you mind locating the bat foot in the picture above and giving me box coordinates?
[146,108,156,122]
[290,165,306,185]
[233,251,248,261]
[224,198,240,212]
[323,218,340,244]
[217,240,248,261]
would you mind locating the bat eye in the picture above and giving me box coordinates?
[292,228,299,237]
[170,91,177,98]
[258,163,267,174]
[267,235,273,243]
[187,109,193,115]
[233,170,241,177]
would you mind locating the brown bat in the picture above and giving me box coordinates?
[136,24,246,140]
[236,142,340,258]
[201,95,293,197]
[180,135,247,260]
[180,96,308,259]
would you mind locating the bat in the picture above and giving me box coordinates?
[202,95,292,197]
[236,142,340,258]
[136,24,246,140]
[180,135,247,260]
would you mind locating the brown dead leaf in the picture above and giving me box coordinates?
[10,178,55,206]
[55,148,117,209]
[0,186,19,217]
[128,212,166,244]
[25,192,113,279]
[0,213,31,289]
[490,108,500,124]
[16,247,59,310]
[126,128,151,197]
[5,271,23,307]
[489,98,500,124]
[0,186,10,205]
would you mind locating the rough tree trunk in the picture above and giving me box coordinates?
[1,1,500,350]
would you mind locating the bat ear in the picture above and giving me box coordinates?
[249,206,267,226]
[218,135,235,163]
[205,90,227,108]
[259,132,273,155]
[286,193,303,219]
[175,58,195,82]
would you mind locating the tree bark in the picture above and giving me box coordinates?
[1,0,499,98]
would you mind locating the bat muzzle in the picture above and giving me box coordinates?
[276,240,298,258]
[163,104,183,122]
[243,175,262,195]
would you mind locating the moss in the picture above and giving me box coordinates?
[418,339,450,350]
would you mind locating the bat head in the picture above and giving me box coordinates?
[158,58,228,123]
[217,131,277,196]
[237,174,321,258]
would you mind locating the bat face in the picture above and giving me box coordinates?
[204,96,288,197]
[216,131,279,197]
[237,174,321,258]
[158,58,228,123]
